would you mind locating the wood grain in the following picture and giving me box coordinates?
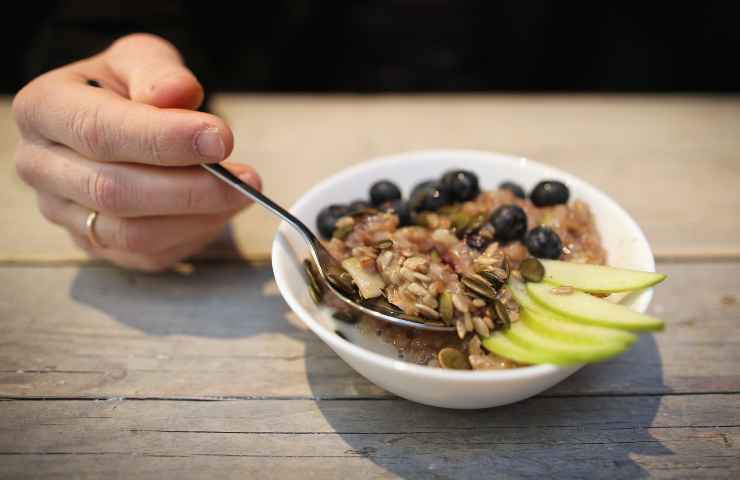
[2,95,739,263]
[1,262,738,399]
[1,395,738,479]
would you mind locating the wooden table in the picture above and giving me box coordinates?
[1,95,739,479]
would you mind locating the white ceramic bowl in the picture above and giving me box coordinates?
[272,150,656,409]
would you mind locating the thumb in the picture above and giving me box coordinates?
[104,33,204,110]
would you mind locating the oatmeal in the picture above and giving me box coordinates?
[311,170,606,370]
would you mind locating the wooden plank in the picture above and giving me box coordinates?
[1,262,738,399]
[0,395,738,479]
[2,95,740,262]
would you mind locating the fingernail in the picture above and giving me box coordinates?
[194,127,225,160]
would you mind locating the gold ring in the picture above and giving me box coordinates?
[85,210,103,249]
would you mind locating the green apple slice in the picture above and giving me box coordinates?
[521,308,636,347]
[481,332,563,365]
[508,279,637,345]
[504,321,629,364]
[527,282,664,332]
[540,260,666,293]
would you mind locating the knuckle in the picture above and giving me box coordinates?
[69,102,108,158]
[116,219,154,254]
[12,83,42,137]
[14,144,42,186]
[87,167,128,213]
[37,196,63,225]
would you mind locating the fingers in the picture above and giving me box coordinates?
[37,193,235,255]
[71,229,221,272]
[17,141,260,216]
[105,33,204,110]
[12,67,231,166]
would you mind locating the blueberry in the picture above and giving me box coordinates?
[530,180,569,207]
[466,232,493,251]
[348,199,372,212]
[316,204,349,239]
[380,199,411,226]
[440,170,480,202]
[490,205,528,242]
[408,182,451,212]
[525,226,563,259]
[410,179,436,199]
[499,181,526,199]
[369,180,402,206]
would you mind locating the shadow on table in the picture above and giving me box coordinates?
[69,262,296,339]
[306,333,673,479]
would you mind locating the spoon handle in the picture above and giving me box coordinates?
[201,163,318,244]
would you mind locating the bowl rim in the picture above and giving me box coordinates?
[271,149,655,383]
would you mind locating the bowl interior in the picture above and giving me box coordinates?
[272,150,656,383]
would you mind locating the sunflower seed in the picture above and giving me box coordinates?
[407,282,428,297]
[482,315,494,330]
[415,303,441,319]
[456,319,467,339]
[469,335,483,356]
[462,276,498,301]
[438,347,471,370]
[471,298,487,308]
[479,270,504,290]
[520,257,545,282]
[464,311,474,332]
[472,316,491,337]
[452,293,470,313]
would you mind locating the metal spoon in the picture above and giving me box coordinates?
[202,163,455,332]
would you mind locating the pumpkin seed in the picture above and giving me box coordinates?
[308,284,322,305]
[466,214,487,233]
[362,297,403,316]
[451,212,471,234]
[437,347,471,370]
[326,271,357,298]
[437,204,461,216]
[494,299,511,330]
[399,314,426,324]
[332,224,353,240]
[430,250,441,263]
[520,257,545,282]
[332,310,358,324]
[439,291,454,324]
[302,259,324,297]
[350,207,379,218]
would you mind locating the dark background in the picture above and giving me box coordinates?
[4,1,740,94]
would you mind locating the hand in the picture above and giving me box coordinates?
[13,33,260,271]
